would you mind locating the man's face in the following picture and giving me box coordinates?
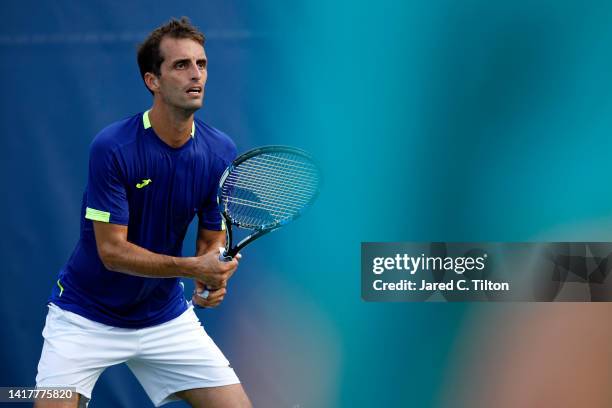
[154,37,207,112]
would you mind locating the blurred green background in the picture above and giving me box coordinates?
[245,2,612,406]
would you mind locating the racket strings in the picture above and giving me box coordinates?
[224,197,296,217]
[225,187,312,211]
[230,156,318,187]
[228,159,319,203]
[225,192,309,213]
[223,175,316,223]
[225,170,317,200]
[228,157,318,180]
[220,151,319,228]
[250,154,317,173]
[226,153,319,192]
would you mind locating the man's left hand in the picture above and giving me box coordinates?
[192,281,227,308]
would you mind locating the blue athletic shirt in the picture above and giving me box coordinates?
[49,111,237,328]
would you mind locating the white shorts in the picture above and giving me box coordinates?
[36,303,239,407]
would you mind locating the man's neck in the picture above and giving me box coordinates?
[148,103,194,148]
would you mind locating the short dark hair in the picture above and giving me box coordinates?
[137,17,206,93]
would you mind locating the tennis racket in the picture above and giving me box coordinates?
[197,145,320,300]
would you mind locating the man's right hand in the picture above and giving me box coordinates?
[190,250,239,290]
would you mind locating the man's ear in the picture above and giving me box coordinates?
[144,72,159,93]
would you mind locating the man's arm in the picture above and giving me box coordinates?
[195,227,225,257]
[191,228,235,308]
[93,221,238,289]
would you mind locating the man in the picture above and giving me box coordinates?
[35,17,252,408]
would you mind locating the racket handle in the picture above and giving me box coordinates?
[192,287,211,310]
[194,248,231,309]
[218,247,233,262]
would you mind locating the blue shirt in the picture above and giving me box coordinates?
[49,111,236,328]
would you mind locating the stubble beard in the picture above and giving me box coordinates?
[161,90,204,117]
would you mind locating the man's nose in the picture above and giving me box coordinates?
[190,63,202,80]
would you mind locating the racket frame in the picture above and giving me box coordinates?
[217,145,320,260]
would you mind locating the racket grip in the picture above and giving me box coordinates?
[218,247,233,262]
[192,287,211,309]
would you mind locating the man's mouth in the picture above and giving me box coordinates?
[186,86,202,95]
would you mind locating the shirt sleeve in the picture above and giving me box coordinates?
[198,146,236,231]
[84,136,129,225]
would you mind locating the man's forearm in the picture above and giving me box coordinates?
[196,239,224,257]
[195,228,225,257]
[98,239,197,279]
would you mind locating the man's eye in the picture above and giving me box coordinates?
[197,62,206,70]
[176,62,185,69]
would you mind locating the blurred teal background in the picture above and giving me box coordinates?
[2,1,612,407]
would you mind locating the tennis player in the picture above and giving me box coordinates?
[35,17,252,408]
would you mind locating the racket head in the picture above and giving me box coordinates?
[218,145,321,232]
